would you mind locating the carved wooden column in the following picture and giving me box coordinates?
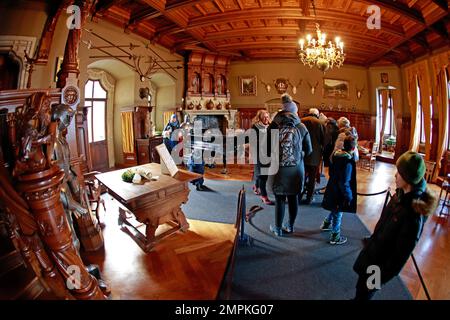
[16,166,104,299]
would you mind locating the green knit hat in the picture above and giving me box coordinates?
[396,151,425,185]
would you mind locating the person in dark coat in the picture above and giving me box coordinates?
[252,109,274,205]
[266,94,312,236]
[353,151,438,300]
[321,135,357,245]
[162,114,180,153]
[300,108,325,204]
[323,117,339,168]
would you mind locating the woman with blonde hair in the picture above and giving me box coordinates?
[252,109,274,205]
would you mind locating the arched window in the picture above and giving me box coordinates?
[84,79,107,143]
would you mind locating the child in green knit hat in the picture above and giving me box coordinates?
[353,150,438,300]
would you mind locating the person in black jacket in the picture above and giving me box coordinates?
[300,108,325,204]
[321,135,357,245]
[266,94,312,236]
[353,151,438,300]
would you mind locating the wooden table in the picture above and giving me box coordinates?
[95,163,202,252]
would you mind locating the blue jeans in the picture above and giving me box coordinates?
[326,210,343,234]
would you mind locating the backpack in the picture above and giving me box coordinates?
[279,124,299,167]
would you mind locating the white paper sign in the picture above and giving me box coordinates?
[155,143,179,177]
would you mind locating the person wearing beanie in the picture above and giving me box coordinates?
[353,151,438,300]
[321,135,357,245]
[281,93,298,114]
[265,95,312,236]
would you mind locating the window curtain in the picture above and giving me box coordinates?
[163,111,174,128]
[391,89,400,137]
[418,68,433,160]
[407,72,420,152]
[121,112,134,154]
[431,51,450,181]
[378,90,389,151]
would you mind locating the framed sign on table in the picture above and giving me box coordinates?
[239,75,257,96]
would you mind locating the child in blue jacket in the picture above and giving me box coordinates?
[320,135,357,245]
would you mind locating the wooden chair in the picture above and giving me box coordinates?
[424,161,436,183]
[438,174,450,217]
[359,141,378,172]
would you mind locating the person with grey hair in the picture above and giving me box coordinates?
[266,95,312,236]
[333,116,359,162]
[300,107,325,204]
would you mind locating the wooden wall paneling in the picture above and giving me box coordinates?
[238,108,258,130]
[149,136,163,164]
[136,138,150,164]
[395,116,411,161]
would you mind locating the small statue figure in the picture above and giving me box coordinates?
[12,93,56,177]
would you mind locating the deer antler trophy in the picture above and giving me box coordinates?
[356,85,365,100]
[307,81,319,95]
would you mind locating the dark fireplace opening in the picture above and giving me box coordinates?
[193,115,227,136]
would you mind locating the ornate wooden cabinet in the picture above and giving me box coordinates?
[137,136,163,164]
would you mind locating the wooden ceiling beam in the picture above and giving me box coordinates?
[93,0,116,16]
[203,27,392,49]
[432,0,449,11]
[186,8,405,37]
[166,0,211,12]
[428,19,449,40]
[358,0,425,25]
[214,0,225,13]
[140,0,217,52]
[366,13,447,65]
[129,7,161,25]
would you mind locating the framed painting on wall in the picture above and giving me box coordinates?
[323,78,349,99]
[239,75,257,96]
[380,72,389,84]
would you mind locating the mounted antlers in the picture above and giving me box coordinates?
[287,79,302,95]
[260,79,272,93]
[356,85,365,100]
[307,81,319,95]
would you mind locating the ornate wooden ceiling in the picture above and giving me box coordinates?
[92,0,449,66]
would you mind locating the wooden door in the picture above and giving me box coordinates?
[84,80,109,172]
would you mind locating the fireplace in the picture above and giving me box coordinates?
[182,109,237,133]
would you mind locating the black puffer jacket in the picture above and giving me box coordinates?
[266,111,312,195]
[353,179,438,284]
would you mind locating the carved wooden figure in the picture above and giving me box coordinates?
[52,104,104,252]
[7,92,106,300]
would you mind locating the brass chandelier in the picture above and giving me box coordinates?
[298,1,345,73]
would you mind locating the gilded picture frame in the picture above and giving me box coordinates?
[239,75,257,96]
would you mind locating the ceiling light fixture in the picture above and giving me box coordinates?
[298,0,345,73]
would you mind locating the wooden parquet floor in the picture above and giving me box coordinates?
[81,196,236,300]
